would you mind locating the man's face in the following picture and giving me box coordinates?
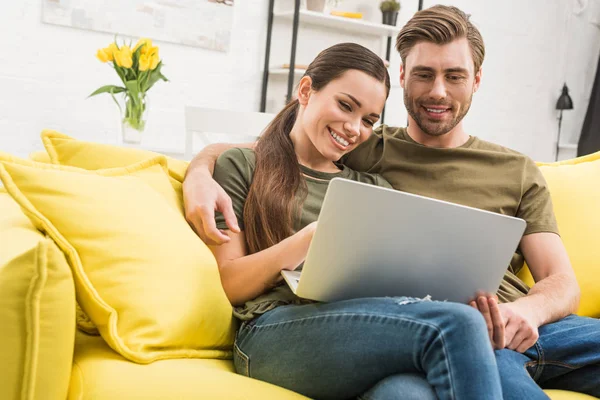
[400,38,481,137]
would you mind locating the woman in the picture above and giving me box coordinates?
[210,43,502,400]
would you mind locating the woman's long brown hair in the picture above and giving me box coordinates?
[243,43,391,254]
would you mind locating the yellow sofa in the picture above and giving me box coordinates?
[0,135,598,400]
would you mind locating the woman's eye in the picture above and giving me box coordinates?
[363,119,374,127]
[339,101,352,111]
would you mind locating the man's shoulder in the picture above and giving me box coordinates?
[470,137,537,168]
[471,137,526,156]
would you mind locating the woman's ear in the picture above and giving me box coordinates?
[297,76,313,106]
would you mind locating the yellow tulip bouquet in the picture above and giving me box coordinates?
[90,37,168,135]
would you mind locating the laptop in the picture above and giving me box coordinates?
[281,178,526,304]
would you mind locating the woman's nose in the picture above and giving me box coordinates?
[343,120,361,141]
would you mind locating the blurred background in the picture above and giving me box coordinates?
[1,0,599,162]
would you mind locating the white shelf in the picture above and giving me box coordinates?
[270,68,306,76]
[274,10,399,37]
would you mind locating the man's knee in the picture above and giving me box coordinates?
[495,348,533,370]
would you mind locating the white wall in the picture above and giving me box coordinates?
[0,0,269,157]
[1,0,599,162]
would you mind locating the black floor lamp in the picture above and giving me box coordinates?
[555,83,574,161]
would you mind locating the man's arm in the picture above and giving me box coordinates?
[474,232,580,353]
[513,232,580,326]
[183,142,253,245]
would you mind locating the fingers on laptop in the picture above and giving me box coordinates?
[470,295,505,349]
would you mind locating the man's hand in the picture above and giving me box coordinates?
[497,302,540,353]
[470,296,540,353]
[183,169,240,245]
[470,295,505,350]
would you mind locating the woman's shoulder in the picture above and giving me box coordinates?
[342,166,392,189]
[216,147,256,170]
[214,147,257,185]
[218,147,256,166]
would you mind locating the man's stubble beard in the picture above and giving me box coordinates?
[404,89,473,137]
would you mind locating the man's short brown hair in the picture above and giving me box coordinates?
[396,5,485,72]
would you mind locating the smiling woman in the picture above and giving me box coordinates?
[240,44,390,254]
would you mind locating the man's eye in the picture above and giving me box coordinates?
[448,75,463,81]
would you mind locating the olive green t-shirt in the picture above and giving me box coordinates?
[213,147,392,320]
[342,126,559,303]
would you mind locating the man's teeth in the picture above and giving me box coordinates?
[329,129,349,146]
[426,108,447,114]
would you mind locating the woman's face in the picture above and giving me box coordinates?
[299,70,388,161]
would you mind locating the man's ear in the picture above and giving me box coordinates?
[297,76,313,106]
[473,67,482,94]
[399,63,406,89]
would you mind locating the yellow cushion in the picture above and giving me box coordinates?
[0,154,236,364]
[519,151,600,317]
[41,129,188,182]
[41,130,189,211]
[69,331,584,400]
[29,150,52,163]
[70,331,309,400]
[0,190,75,400]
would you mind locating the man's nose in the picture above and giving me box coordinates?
[429,76,447,99]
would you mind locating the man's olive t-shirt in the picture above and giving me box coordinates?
[342,126,559,303]
[213,147,392,320]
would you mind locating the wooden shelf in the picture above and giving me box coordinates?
[274,9,399,37]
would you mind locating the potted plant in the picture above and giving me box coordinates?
[90,37,168,144]
[380,0,400,26]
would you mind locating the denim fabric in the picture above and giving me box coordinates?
[233,297,502,400]
[358,373,437,400]
[496,314,600,399]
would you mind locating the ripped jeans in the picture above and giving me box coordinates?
[233,297,502,400]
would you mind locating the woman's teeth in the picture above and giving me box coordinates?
[329,129,349,146]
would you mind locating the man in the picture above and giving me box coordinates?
[183,5,600,398]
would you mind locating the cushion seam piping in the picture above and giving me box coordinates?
[21,240,48,400]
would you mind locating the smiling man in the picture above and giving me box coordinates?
[183,5,600,399]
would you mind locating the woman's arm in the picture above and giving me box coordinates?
[210,222,317,306]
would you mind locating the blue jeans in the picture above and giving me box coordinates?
[496,314,600,399]
[233,297,502,400]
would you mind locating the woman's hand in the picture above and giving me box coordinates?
[280,221,318,271]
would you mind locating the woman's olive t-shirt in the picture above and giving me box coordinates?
[213,147,392,321]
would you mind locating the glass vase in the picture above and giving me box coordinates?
[121,92,148,144]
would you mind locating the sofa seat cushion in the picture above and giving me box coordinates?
[69,331,308,400]
[519,151,600,317]
[0,189,75,400]
[69,331,588,400]
[546,390,599,400]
